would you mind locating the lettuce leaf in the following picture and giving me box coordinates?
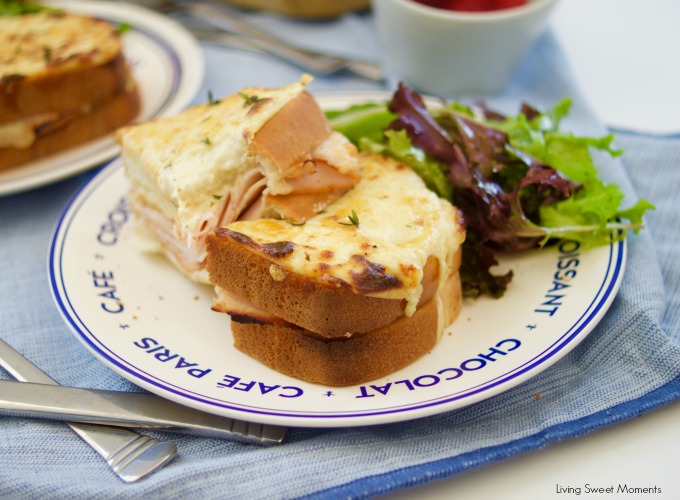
[326,103,396,145]
[359,131,453,200]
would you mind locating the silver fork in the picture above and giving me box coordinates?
[143,0,384,81]
[0,339,177,483]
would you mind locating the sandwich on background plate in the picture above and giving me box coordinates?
[0,6,140,170]
[117,77,466,386]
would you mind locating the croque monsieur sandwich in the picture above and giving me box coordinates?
[0,8,140,171]
[117,77,466,386]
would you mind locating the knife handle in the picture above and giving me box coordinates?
[0,339,177,482]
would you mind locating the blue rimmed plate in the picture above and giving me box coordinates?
[48,93,626,428]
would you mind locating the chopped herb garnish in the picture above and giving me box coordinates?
[339,210,360,228]
[43,47,51,62]
[115,22,132,34]
[207,90,221,105]
[202,137,212,145]
[239,92,262,107]
[212,194,222,200]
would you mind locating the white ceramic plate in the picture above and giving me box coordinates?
[49,94,626,428]
[0,0,204,196]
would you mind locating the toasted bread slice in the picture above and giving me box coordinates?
[206,152,466,337]
[233,296,439,387]
[229,268,462,386]
[210,250,445,336]
[0,85,140,171]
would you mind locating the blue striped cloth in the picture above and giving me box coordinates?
[1,8,678,499]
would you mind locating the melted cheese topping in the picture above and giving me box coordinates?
[0,12,120,80]
[226,153,466,316]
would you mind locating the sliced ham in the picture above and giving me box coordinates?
[217,133,360,225]
[128,194,207,279]
[212,286,292,326]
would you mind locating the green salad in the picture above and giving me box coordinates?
[327,84,654,298]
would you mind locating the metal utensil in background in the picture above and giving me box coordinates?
[194,29,384,82]
[140,0,384,81]
[0,338,177,482]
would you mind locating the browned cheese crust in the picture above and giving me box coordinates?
[206,228,448,338]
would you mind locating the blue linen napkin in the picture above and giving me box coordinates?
[1,8,679,499]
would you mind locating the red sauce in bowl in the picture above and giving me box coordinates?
[414,0,528,12]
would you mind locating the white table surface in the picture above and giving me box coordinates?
[385,1,680,498]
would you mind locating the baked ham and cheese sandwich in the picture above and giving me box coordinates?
[0,8,140,171]
[116,76,360,283]
[206,152,466,386]
[116,77,465,386]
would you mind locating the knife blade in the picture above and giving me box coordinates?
[0,380,287,445]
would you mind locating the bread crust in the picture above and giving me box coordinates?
[0,85,140,171]
[231,297,440,386]
[229,267,462,386]
[249,90,331,180]
[206,228,446,337]
[0,52,131,126]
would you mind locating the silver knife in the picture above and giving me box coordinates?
[0,379,287,445]
[0,338,177,482]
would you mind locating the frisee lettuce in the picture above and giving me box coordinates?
[485,98,652,246]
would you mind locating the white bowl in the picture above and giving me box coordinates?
[372,0,559,96]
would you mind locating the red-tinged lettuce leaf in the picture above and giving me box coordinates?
[438,112,510,178]
[460,233,514,299]
[388,85,534,295]
[387,83,458,163]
